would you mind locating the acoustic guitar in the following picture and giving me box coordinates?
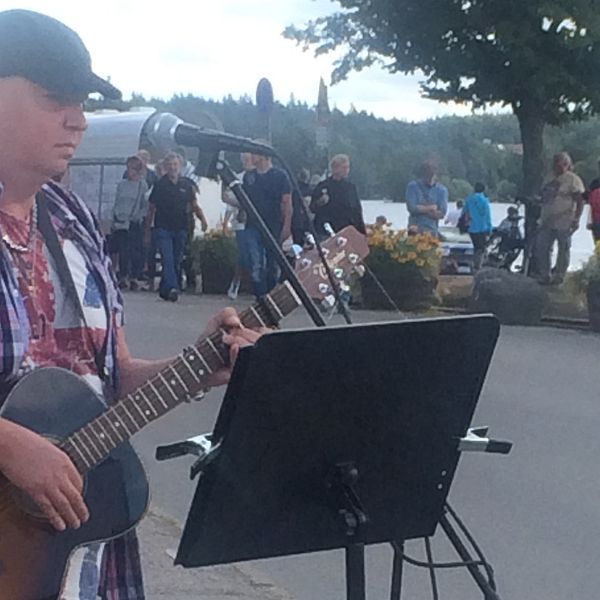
[0,226,368,599]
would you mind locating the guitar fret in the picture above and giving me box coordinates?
[87,421,110,454]
[111,407,134,437]
[148,381,169,410]
[120,401,142,432]
[158,373,179,402]
[189,345,213,374]
[181,353,202,383]
[249,306,267,328]
[136,388,159,418]
[72,432,96,465]
[169,364,190,393]
[77,428,102,461]
[103,412,128,442]
[130,395,151,423]
[68,438,92,470]
[95,418,118,449]
[264,294,284,321]
[205,338,225,366]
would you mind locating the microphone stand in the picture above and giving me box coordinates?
[214,157,326,328]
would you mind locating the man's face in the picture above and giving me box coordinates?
[553,158,569,176]
[0,77,87,181]
[332,160,350,180]
[241,152,254,171]
[165,157,180,178]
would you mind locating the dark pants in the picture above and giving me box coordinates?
[146,228,159,279]
[469,232,488,270]
[156,228,187,296]
[113,222,144,281]
[245,226,280,298]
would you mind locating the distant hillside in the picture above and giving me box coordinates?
[85,93,600,202]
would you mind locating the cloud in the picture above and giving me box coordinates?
[6,0,494,121]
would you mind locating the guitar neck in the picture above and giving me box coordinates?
[60,281,302,473]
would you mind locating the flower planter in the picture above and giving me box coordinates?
[360,230,441,311]
[361,265,438,310]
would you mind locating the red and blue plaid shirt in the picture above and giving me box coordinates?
[0,181,145,599]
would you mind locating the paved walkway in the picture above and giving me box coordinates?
[139,508,294,600]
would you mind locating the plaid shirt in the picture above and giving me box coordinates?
[0,181,145,599]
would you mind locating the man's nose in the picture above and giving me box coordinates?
[63,105,88,132]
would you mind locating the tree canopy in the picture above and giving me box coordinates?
[285,1,600,195]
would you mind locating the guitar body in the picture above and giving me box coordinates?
[0,367,149,600]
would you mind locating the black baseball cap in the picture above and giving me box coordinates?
[0,9,121,100]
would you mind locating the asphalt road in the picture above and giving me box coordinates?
[123,291,600,600]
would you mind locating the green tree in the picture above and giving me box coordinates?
[285,1,600,197]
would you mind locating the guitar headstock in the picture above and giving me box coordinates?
[294,226,369,306]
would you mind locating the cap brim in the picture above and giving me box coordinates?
[88,72,121,100]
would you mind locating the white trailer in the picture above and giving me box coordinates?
[67,108,223,233]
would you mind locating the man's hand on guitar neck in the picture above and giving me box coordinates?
[199,307,269,387]
[0,418,89,531]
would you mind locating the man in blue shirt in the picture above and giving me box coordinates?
[463,182,493,270]
[243,151,293,298]
[406,161,448,235]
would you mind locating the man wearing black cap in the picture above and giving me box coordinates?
[0,10,258,600]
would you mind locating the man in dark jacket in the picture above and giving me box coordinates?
[310,154,366,238]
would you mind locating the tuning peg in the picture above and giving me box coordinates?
[291,244,303,259]
[323,223,335,237]
[348,253,359,264]
[304,233,316,247]
[321,248,330,258]
[340,282,350,292]
[335,236,347,248]
[300,258,312,269]
[319,283,329,295]
[354,264,366,277]
[334,268,344,279]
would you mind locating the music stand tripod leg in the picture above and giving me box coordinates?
[438,514,502,600]
[345,543,366,600]
[389,541,404,600]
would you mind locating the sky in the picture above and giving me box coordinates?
[4,0,478,122]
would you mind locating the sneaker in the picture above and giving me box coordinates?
[168,288,179,302]
[227,279,240,300]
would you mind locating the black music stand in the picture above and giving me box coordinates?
[174,315,501,599]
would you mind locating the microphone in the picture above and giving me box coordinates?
[174,122,275,157]
[140,111,276,158]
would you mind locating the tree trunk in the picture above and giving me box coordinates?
[514,106,545,274]
[515,107,545,199]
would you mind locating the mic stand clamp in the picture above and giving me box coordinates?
[327,462,369,537]
[155,434,221,480]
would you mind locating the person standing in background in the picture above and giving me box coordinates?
[310,154,366,238]
[462,183,492,270]
[243,149,292,298]
[406,161,448,235]
[147,152,205,302]
[112,155,148,289]
[536,152,585,285]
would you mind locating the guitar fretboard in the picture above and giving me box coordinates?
[60,281,302,473]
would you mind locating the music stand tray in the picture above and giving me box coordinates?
[176,315,499,570]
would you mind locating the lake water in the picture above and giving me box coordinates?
[361,200,595,270]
